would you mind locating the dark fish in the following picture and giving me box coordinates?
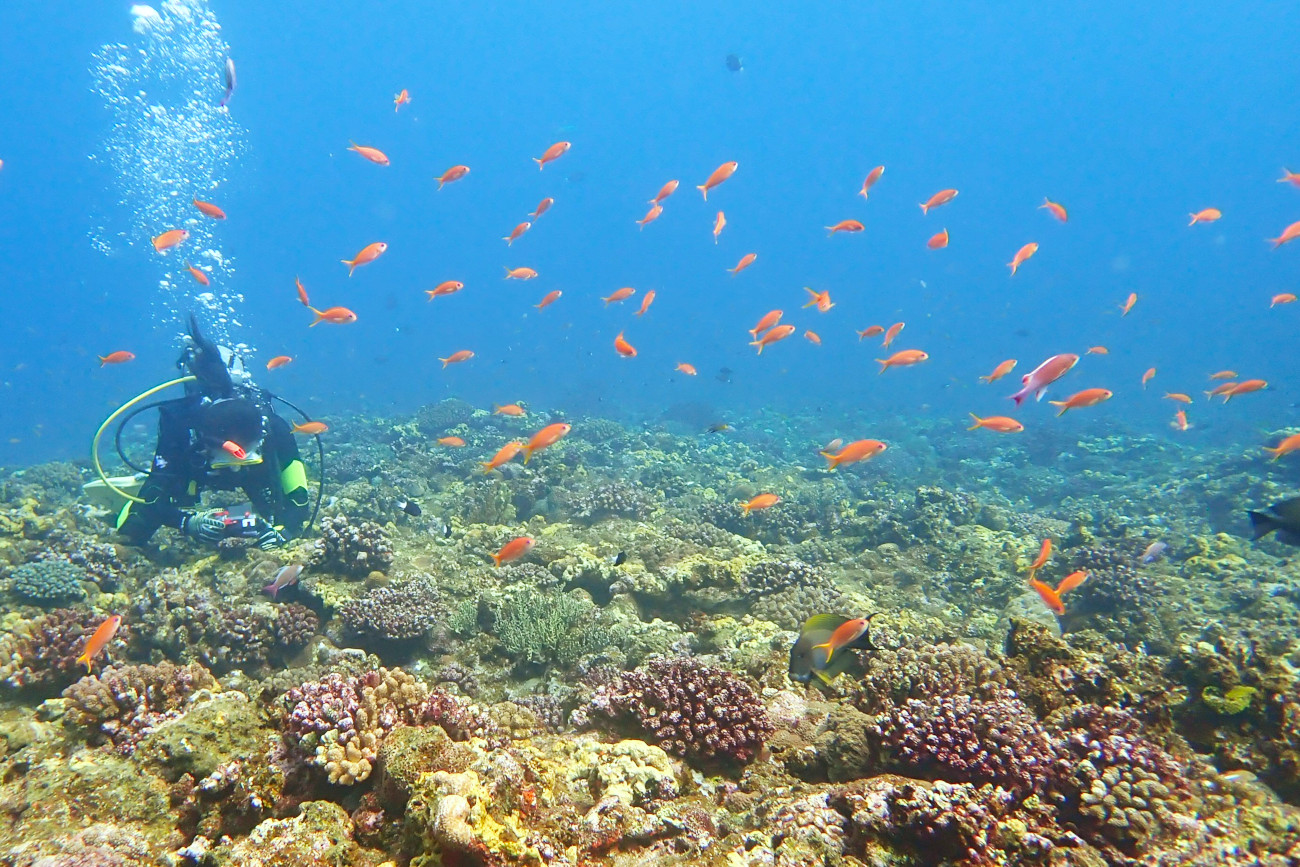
[608,551,627,567]
[263,563,303,600]
[220,57,236,107]
[1139,541,1168,564]
[1248,496,1300,547]
[707,422,731,433]
[716,367,734,383]
[789,613,878,685]
[725,53,743,72]
[396,499,422,517]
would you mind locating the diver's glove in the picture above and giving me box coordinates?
[181,509,226,544]
[255,521,287,550]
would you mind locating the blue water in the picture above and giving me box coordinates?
[0,0,1296,465]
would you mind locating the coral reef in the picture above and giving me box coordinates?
[310,515,395,577]
[63,661,221,754]
[7,559,88,604]
[338,577,439,643]
[0,607,110,691]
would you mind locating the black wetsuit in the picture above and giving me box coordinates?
[117,395,309,545]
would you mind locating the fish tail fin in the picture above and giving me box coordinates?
[1010,393,1026,407]
[98,356,107,367]
[1248,510,1279,540]
[813,669,835,686]
[522,447,534,465]
[491,552,502,567]
[811,641,833,663]
[75,653,90,673]
[1264,446,1282,460]
[425,290,436,301]
[308,306,324,327]
[340,259,355,276]
[751,340,764,356]
[263,583,278,599]
[919,203,929,214]
[967,413,983,430]
[1049,401,1067,416]
[533,158,544,170]
[875,359,888,374]
[438,358,449,369]
[819,451,839,470]
[697,185,708,201]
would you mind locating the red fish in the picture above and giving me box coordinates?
[750,324,796,355]
[98,351,135,366]
[75,614,122,673]
[1008,242,1039,276]
[980,359,1017,384]
[1142,367,1156,389]
[698,161,738,200]
[1272,293,1297,307]
[341,241,387,276]
[636,291,656,317]
[193,198,226,219]
[1009,353,1079,406]
[522,422,571,463]
[1264,433,1300,461]
[1172,409,1190,432]
[1028,538,1053,577]
[803,288,833,312]
[920,189,958,214]
[804,330,822,345]
[1040,198,1068,222]
[741,493,780,515]
[637,204,663,229]
[967,414,1024,433]
[534,141,571,170]
[812,616,874,663]
[481,441,524,472]
[1030,571,1088,616]
[826,219,865,235]
[186,263,209,286]
[426,280,465,300]
[876,349,929,373]
[927,228,949,249]
[437,165,470,189]
[492,536,535,567]
[293,421,329,435]
[614,331,637,357]
[749,310,782,338]
[295,277,310,307]
[676,363,697,376]
[603,287,636,305]
[713,210,726,243]
[440,436,467,447]
[1120,292,1138,316]
[152,229,189,252]
[505,267,538,280]
[1269,221,1300,248]
[1086,346,1108,355]
[266,355,292,370]
[535,290,562,309]
[821,439,887,469]
[858,166,885,199]
[1189,208,1221,226]
[494,404,526,417]
[1277,168,1300,188]
[650,180,679,205]
[503,222,531,245]
[857,325,885,340]
[882,321,905,348]
[308,306,358,326]
[348,142,390,166]
[729,253,757,275]
[530,197,554,220]
[439,350,475,368]
[394,89,411,112]
[1222,379,1267,402]
[1049,387,1113,416]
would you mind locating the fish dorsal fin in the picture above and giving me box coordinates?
[801,614,851,634]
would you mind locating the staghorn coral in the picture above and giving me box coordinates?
[282,667,429,785]
[7,559,87,604]
[585,656,773,765]
[63,661,220,755]
[338,577,439,643]
[0,607,110,691]
[310,515,394,577]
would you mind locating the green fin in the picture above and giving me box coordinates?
[801,613,851,634]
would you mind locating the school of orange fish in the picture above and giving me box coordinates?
[68,89,1300,637]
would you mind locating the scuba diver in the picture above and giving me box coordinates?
[112,315,312,550]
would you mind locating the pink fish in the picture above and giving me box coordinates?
[1009,353,1079,407]
[263,563,304,599]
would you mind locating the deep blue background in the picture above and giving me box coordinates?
[0,1,1297,464]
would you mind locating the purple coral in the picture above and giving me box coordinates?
[63,661,219,754]
[586,657,773,765]
[338,578,438,642]
[0,608,111,691]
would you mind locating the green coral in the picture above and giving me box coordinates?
[1203,684,1258,715]
[493,587,614,667]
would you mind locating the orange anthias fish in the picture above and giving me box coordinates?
[1189,207,1221,226]
[1171,409,1190,432]
[481,442,524,472]
[184,263,209,286]
[750,310,782,338]
[650,179,680,205]
[503,222,531,245]
[1204,382,1237,399]
[1030,571,1088,616]
[968,414,1024,433]
[439,436,467,447]
[505,267,539,280]
[741,493,780,515]
[821,439,887,469]
[1086,346,1109,355]
[426,280,466,300]
[1040,198,1068,222]
[266,355,292,370]
[152,229,189,252]
[394,88,411,111]
[1264,433,1300,461]
[1164,392,1192,403]
[857,325,885,340]
[636,291,656,317]
[1049,388,1113,416]
[698,161,739,200]
[614,331,637,357]
[713,211,727,243]
[812,616,874,664]
[193,198,226,219]
[534,141,571,170]
[1120,292,1138,316]
[876,349,929,373]
[603,287,636,305]
[1269,220,1300,248]
[492,536,535,567]
[1209,370,1237,380]
[1271,293,1297,307]
[1008,242,1039,276]
[295,277,311,307]
[803,288,834,312]
[751,324,796,355]
[308,306,358,327]
[522,422,571,463]
[859,165,885,199]
[676,363,697,376]
[1277,168,1300,187]
[348,142,390,166]
[920,188,958,214]
[729,253,757,275]
[341,242,388,276]
[826,219,865,236]
[1027,538,1054,578]
[293,421,329,435]
[980,359,1017,384]
[1142,367,1157,388]
[927,229,949,249]
[494,404,526,416]
[439,350,475,368]
[1222,379,1267,402]
[437,165,471,189]
[75,614,122,673]
[882,322,905,348]
[530,197,554,220]
[637,204,664,229]
[535,290,562,309]
[98,351,135,366]
[804,330,821,345]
